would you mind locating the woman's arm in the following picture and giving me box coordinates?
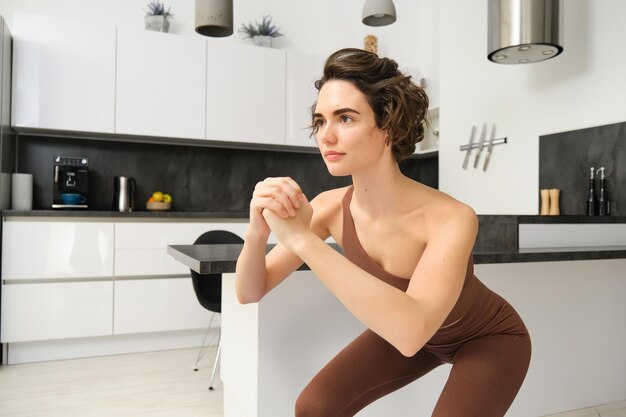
[263,201,478,357]
[235,178,331,304]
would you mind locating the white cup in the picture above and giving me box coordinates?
[0,172,11,209]
[11,173,33,211]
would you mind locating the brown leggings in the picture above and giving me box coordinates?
[295,330,531,417]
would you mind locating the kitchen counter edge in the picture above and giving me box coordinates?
[4,211,626,223]
[1,209,249,219]
[168,243,626,274]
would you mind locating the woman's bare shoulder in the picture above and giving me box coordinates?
[310,185,351,209]
[419,187,478,234]
[309,186,351,230]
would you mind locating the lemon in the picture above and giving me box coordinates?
[152,191,164,202]
[163,194,172,203]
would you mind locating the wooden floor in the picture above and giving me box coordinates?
[0,347,223,417]
[1,347,625,417]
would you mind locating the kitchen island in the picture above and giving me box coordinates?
[167,241,626,417]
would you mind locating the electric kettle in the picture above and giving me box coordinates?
[113,176,136,212]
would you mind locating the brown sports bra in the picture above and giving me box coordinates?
[341,186,476,328]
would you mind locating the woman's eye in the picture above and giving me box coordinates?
[313,119,324,127]
[340,115,352,123]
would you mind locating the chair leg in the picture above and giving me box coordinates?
[209,314,222,390]
[194,312,216,372]
[209,334,221,390]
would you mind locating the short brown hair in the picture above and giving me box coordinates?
[310,48,429,163]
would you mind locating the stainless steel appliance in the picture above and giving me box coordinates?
[488,0,563,64]
[52,156,89,209]
[113,176,136,212]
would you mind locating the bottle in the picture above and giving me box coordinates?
[597,167,610,216]
[587,167,595,216]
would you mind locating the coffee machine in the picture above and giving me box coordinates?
[52,156,89,208]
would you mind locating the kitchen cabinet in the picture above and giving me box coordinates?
[9,12,351,151]
[0,217,249,361]
[1,220,114,280]
[286,51,324,148]
[115,28,206,140]
[206,40,286,145]
[1,220,114,343]
[11,13,116,134]
[1,281,113,343]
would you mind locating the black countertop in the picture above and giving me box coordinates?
[167,243,626,274]
[1,209,249,219]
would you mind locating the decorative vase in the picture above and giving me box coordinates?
[253,35,272,47]
[145,15,170,33]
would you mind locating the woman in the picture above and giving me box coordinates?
[235,48,531,417]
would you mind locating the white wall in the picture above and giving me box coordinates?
[0,0,439,103]
[439,0,626,214]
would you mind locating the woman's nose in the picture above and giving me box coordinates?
[318,124,337,144]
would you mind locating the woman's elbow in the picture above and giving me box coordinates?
[395,321,429,357]
[396,340,422,358]
[235,290,261,305]
[234,283,264,304]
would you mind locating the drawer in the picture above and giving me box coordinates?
[113,277,210,335]
[2,221,114,280]
[519,224,626,248]
[1,281,113,343]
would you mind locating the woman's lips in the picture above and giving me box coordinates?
[324,150,345,161]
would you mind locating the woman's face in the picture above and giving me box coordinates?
[313,79,388,177]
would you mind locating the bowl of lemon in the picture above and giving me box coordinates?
[146,191,172,211]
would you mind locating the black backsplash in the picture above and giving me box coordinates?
[17,135,438,212]
[539,121,625,216]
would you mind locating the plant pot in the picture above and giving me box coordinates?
[253,35,273,47]
[145,15,170,33]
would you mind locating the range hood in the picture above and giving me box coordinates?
[488,0,563,64]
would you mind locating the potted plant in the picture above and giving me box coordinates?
[239,15,283,47]
[144,0,174,33]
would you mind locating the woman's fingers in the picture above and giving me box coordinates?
[253,177,303,216]
[254,197,291,218]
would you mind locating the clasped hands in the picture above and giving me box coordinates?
[250,177,314,252]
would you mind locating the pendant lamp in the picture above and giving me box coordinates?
[488,0,563,64]
[195,0,233,37]
[362,0,396,27]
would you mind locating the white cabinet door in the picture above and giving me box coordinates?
[206,40,285,145]
[115,29,206,139]
[1,221,114,280]
[11,13,115,133]
[1,281,113,343]
[286,51,324,148]
[114,278,209,335]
